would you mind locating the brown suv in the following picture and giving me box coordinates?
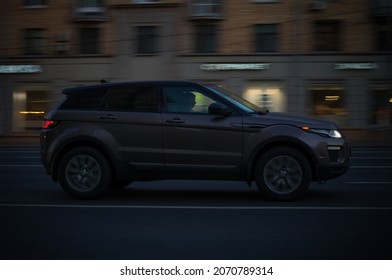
[40,81,350,200]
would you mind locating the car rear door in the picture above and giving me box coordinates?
[97,85,163,176]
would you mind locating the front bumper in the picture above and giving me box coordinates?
[315,142,351,180]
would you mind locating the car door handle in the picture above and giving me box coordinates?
[97,114,117,120]
[165,118,185,124]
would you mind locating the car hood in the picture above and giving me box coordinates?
[245,112,338,129]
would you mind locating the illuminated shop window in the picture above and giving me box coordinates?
[309,85,348,126]
[243,84,286,112]
[371,86,392,126]
[13,86,51,132]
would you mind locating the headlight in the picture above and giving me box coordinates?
[302,127,342,138]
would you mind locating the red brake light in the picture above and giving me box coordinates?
[42,120,57,129]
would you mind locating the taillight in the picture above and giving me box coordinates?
[42,119,58,129]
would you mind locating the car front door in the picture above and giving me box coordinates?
[161,85,243,179]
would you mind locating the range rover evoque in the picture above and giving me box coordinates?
[40,81,350,200]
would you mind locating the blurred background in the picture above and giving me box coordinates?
[0,0,391,144]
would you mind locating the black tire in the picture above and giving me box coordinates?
[255,147,311,201]
[58,147,112,199]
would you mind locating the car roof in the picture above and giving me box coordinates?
[62,80,205,95]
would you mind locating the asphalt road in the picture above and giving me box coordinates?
[0,146,391,260]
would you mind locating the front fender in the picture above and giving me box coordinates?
[243,125,318,182]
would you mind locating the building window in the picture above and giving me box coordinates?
[190,0,223,17]
[24,29,45,55]
[23,0,46,7]
[313,20,342,51]
[136,26,158,54]
[254,24,278,52]
[133,0,159,3]
[79,28,100,54]
[74,0,106,20]
[374,22,392,51]
[76,0,104,7]
[308,85,348,126]
[371,86,392,126]
[194,25,217,53]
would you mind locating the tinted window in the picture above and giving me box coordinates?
[61,88,107,110]
[107,86,156,112]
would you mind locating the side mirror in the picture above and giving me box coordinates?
[208,103,232,116]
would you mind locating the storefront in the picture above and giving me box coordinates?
[370,84,392,126]
[0,57,390,136]
[177,56,391,131]
[0,59,111,136]
[12,84,51,132]
[0,65,49,135]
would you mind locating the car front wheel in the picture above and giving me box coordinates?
[58,147,112,199]
[255,147,311,201]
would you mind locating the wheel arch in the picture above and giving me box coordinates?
[50,137,117,182]
[246,137,317,184]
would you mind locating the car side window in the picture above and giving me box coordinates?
[60,88,107,110]
[163,86,215,114]
[107,86,156,112]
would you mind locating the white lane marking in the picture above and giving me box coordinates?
[0,150,39,153]
[351,166,392,168]
[352,150,392,154]
[17,157,40,159]
[0,165,42,167]
[345,182,392,184]
[0,203,391,210]
[353,157,392,159]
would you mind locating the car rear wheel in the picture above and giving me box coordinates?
[255,147,311,201]
[58,147,112,199]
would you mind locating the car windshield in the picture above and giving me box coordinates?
[207,85,267,114]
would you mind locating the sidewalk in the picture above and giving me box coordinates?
[0,136,40,148]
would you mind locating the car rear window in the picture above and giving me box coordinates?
[60,88,108,110]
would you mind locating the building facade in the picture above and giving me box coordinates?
[0,0,391,137]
